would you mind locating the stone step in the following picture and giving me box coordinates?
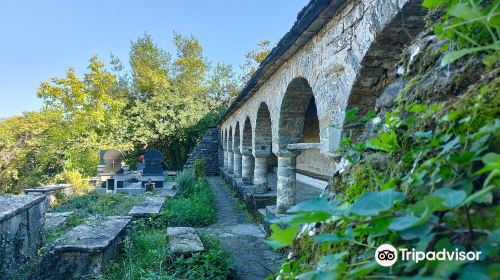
[46,216,132,279]
[128,196,166,218]
[45,211,74,230]
[167,227,204,255]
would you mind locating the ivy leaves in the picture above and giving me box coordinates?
[350,189,404,216]
[424,0,500,66]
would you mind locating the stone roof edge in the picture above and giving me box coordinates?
[0,194,46,223]
[219,0,349,125]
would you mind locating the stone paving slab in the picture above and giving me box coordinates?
[167,227,204,255]
[206,176,284,280]
[54,216,131,253]
[45,211,74,230]
[128,196,166,217]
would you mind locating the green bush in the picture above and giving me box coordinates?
[102,223,232,280]
[175,170,197,197]
[156,179,216,227]
[192,158,206,180]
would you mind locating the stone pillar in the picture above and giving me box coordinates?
[228,151,234,174]
[223,149,227,169]
[241,150,254,184]
[224,149,229,170]
[277,152,298,214]
[253,156,268,194]
[233,151,242,177]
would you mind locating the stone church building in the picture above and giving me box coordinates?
[217,0,426,214]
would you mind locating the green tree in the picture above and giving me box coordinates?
[0,111,64,194]
[36,56,128,175]
[240,40,272,84]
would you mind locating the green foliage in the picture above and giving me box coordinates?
[101,224,233,280]
[168,235,233,279]
[156,179,216,227]
[424,0,500,66]
[1,31,237,193]
[240,40,273,85]
[268,70,500,278]
[174,170,197,197]
[121,33,236,170]
[192,158,206,180]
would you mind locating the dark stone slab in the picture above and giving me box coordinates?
[143,150,164,175]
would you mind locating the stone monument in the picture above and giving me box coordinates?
[141,150,165,188]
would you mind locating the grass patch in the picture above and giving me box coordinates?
[101,222,233,280]
[155,178,216,228]
[43,192,145,244]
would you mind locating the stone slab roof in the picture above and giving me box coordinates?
[53,216,131,253]
[221,0,348,123]
[0,194,46,222]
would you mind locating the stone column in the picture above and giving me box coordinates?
[276,151,298,214]
[241,149,254,184]
[228,150,234,174]
[253,156,268,194]
[223,149,228,170]
[233,151,242,177]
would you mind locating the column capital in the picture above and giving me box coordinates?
[276,149,301,158]
[241,147,252,156]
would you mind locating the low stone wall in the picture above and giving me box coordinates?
[24,184,74,207]
[0,194,47,280]
[34,216,131,280]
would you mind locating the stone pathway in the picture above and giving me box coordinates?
[200,176,283,280]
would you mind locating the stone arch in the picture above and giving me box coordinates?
[242,117,252,154]
[233,121,241,152]
[342,1,427,142]
[254,102,273,157]
[277,77,317,152]
[228,126,233,151]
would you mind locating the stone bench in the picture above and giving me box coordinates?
[167,227,204,255]
[0,194,47,279]
[128,196,166,218]
[24,184,74,206]
[43,216,131,279]
[45,211,74,230]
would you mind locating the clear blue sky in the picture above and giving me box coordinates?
[0,0,308,118]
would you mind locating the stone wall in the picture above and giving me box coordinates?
[184,128,221,175]
[0,194,47,280]
[220,0,426,159]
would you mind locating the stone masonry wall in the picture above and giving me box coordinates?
[0,194,47,280]
[220,0,425,163]
[184,128,221,175]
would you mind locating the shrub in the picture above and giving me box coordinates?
[101,224,233,280]
[192,158,206,180]
[175,170,196,197]
[156,179,216,228]
[168,235,233,279]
